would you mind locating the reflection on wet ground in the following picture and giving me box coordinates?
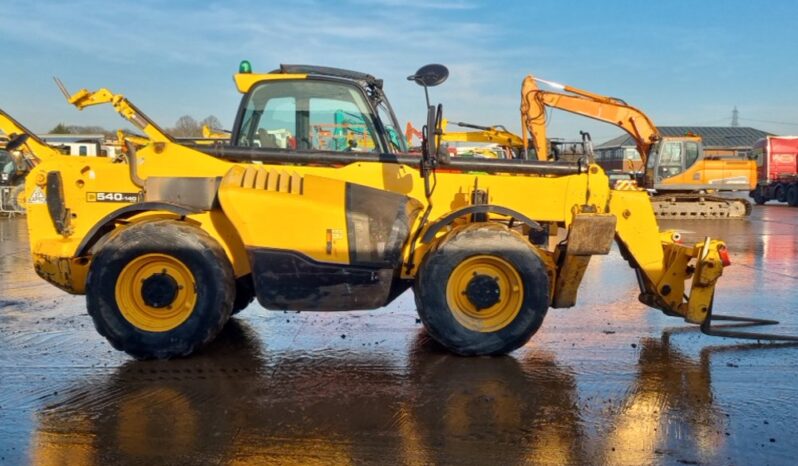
[2,206,798,465]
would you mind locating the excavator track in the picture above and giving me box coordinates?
[651,194,752,219]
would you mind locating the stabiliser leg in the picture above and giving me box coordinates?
[700,305,798,342]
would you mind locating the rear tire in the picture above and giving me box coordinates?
[776,185,787,203]
[86,220,235,359]
[414,224,550,356]
[787,185,798,207]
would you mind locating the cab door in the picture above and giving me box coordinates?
[645,140,687,189]
[656,140,687,183]
[222,77,421,311]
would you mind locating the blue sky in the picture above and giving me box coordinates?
[2,0,798,144]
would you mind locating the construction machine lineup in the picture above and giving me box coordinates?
[5,61,798,359]
[519,75,757,219]
[407,75,758,219]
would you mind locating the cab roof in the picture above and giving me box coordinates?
[272,64,383,89]
[234,63,385,99]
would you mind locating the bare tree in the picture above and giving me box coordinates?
[200,115,224,132]
[171,115,201,137]
[48,123,113,137]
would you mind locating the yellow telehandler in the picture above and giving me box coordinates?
[18,63,796,359]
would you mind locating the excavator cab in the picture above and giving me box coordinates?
[644,135,755,193]
[644,137,702,187]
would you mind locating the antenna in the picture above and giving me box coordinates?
[731,106,739,127]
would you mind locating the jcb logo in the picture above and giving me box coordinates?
[87,192,139,203]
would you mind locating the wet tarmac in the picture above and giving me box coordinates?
[1,206,798,465]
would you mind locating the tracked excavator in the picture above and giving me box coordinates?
[17,62,797,360]
[521,75,755,218]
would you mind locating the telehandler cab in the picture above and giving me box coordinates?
[20,62,797,359]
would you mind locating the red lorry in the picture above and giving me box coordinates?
[750,136,798,206]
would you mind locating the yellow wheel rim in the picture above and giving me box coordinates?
[446,255,524,333]
[115,253,197,332]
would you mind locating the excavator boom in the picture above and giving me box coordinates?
[520,76,660,163]
[520,74,754,219]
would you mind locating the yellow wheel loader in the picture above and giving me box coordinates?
[20,62,797,359]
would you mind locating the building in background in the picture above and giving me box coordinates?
[38,134,118,158]
[595,126,773,166]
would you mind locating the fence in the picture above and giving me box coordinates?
[0,186,25,216]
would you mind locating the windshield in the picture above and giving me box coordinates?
[235,80,384,153]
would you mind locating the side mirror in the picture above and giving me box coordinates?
[5,133,29,152]
[408,64,449,87]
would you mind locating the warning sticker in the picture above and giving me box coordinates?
[28,187,46,205]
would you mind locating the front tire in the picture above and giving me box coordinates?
[86,220,235,359]
[414,224,550,356]
[751,187,766,205]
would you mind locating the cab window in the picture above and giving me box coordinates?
[253,96,296,149]
[377,101,406,153]
[658,141,684,178]
[236,80,382,152]
[753,148,764,167]
[684,141,699,168]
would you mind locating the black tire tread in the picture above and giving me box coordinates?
[787,185,798,207]
[86,220,235,359]
[231,275,255,315]
[414,223,549,356]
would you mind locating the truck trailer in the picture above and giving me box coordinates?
[750,136,798,206]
